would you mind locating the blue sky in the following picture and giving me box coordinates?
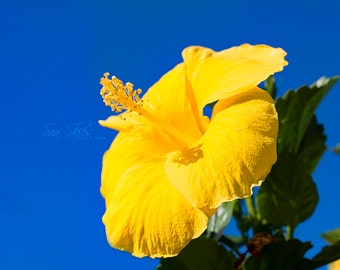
[1,0,339,269]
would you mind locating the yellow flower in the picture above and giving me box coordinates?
[329,259,340,270]
[99,44,287,258]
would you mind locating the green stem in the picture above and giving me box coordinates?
[245,196,256,219]
[218,235,242,256]
[286,225,293,240]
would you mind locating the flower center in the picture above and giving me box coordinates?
[100,73,196,146]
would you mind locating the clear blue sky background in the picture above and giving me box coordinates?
[1,0,339,269]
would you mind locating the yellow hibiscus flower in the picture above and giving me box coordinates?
[329,259,340,270]
[99,44,287,258]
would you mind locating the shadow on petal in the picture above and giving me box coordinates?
[171,144,204,165]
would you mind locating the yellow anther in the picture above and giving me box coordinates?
[100,73,143,114]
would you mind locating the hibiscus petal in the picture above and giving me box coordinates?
[164,87,278,209]
[101,130,208,258]
[100,120,181,204]
[99,112,143,132]
[100,63,205,144]
[182,44,287,111]
[142,63,204,140]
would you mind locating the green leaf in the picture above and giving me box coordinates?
[311,241,340,268]
[243,239,313,270]
[157,237,236,270]
[157,258,188,270]
[257,152,318,229]
[297,116,326,173]
[322,228,340,244]
[255,77,338,232]
[275,76,338,154]
[207,201,236,239]
[264,75,277,99]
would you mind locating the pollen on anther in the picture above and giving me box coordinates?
[100,72,143,114]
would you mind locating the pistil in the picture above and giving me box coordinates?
[100,73,197,146]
